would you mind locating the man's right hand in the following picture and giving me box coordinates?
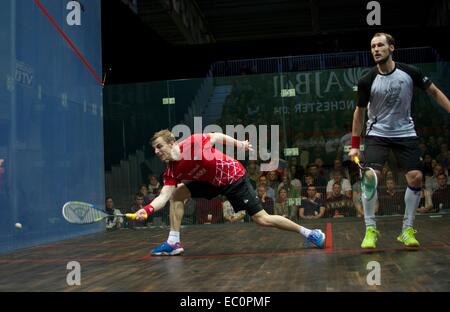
[135,209,148,221]
[348,148,360,162]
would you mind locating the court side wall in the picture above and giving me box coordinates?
[0,0,104,253]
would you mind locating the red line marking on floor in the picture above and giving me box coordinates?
[33,0,103,86]
[0,244,448,264]
[325,222,333,251]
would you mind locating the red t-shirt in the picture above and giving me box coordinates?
[163,133,246,187]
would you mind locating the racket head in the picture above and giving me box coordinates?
[62,201,107,224]
[360,167,378,200]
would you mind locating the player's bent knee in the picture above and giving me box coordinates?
[171,184,191,201]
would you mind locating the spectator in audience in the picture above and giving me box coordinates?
[378,178,405,215]
[416,187,434,214]
[278,168,302,194]
[257,185,274,214]
[274,188,290,218]
[267,170,280,192]
[325,183,354,218]
[302,175,323,199]
[299,186,325,220]
[330,159,349,179]
[139,184,154,205]
[432,173,450,211]
[314,157,327,178]
[425,164,445,192]
[223,197,246,223]
[148,174,162,195]
[290,163,305,182]
[326,170,352,199]
[258,175,275,200]
[105,197,123,229]
[306,163,327,189]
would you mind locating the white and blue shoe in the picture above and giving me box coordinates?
[306,229,326,248]
[150,242,184,256]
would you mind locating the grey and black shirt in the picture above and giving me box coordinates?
[356,62,432,137]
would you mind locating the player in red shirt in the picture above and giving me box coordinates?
[136,130,325,255]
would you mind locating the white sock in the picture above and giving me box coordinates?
[167,231,180,244]
[299,226,312,238]
[403,186,421,231]
[362,192,378,229]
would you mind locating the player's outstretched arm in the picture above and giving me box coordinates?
[426,83,450,114]
[207,132,254,152]
[135,185,175,220]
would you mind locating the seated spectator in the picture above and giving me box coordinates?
[302,175,323,199]
[299,186,325,220]
[258,175,275,200]
[325,183,354,218]
[278,168,302,195]
[257,185,274,214]
[148,174,162,195]
[416,188,434,214]
[267,170,280,192]
[196,197,223,224]
[378,178,405,215]
[222,198,246,223]
[425,164,445,192]
[314,157,327,178]
[306,163,327,189]
[326,170,352,199]
[432,173,450,211]
[105,197,123,229]
[329,159,349,180]
[274,188,290,218]
[139,184,154,205]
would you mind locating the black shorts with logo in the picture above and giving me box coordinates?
[363,136,423,172]
[184,173,263,216]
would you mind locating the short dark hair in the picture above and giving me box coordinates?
[373,32,395,46]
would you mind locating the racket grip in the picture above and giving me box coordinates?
[125,213,137,220]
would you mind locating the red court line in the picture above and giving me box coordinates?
[33,0,103,86]
[325,222,333,251]
[1,243,448,264]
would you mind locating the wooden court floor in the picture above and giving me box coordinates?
[0,214,448,292]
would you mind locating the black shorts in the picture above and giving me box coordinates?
[363,136,423,172]
[183,174,263,216]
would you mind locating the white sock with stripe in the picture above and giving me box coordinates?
[167,231,180,245]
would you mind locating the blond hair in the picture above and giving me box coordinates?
[151,129,175,145]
